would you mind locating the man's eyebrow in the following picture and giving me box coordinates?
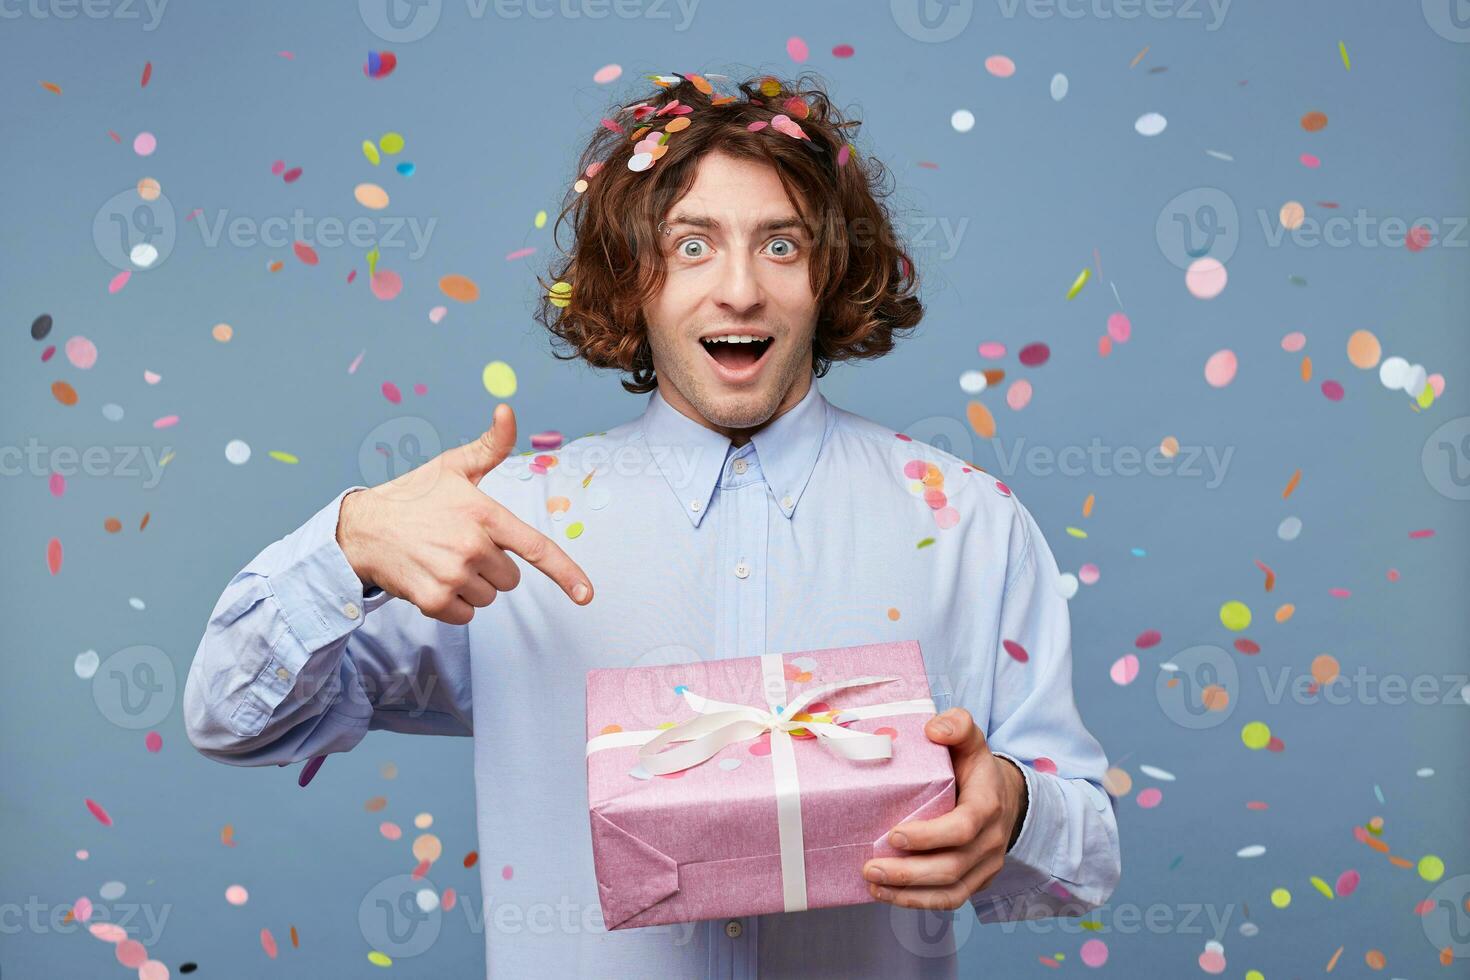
[663,212,808,235]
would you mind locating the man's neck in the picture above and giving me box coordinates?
[659,373,812,447]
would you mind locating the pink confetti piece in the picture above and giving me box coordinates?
[152,415,180,429]
[108,270,131,294]
[505,246,536,261]
[1328,587,1351,598]
[47,538,63,575]
[380,821,402,840]
[412,383,427,395]
[1408,529,1435,539]
[348,349,365,373]
[502,864,514,880]
[832,44,855,58]
[261,928,278,959]
[270,160,285,175]
[381,381,402,404]
[412,859,430,879]
[282,166,303,183]
[143,369,161,384]
[49,472,65,497]
[73,896,93,922]
[1003,639,1029,663]
[370,269,402,300]
[145,731,162,752]
[90,922,127,942]
[85,797,112,826]
[293,241,319,265]
[786,36,809,63]
[443,887,457,911]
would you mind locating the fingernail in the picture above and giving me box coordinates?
[874,886,894,901]
[889,831,909,849]
[931,720,953,737]
[865,866,886,884]
[573,582,590,603]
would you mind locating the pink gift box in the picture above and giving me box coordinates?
[585,640,956,930]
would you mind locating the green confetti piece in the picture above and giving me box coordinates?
[916,537,936,549]
[1310,875,1334,899]
[1339,40,1350,70]
[1066,266,1091,300]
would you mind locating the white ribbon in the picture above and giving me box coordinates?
[586,654,937,914]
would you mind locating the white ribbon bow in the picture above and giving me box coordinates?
[637,674,902,775]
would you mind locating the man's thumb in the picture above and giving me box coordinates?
[450,402,517,484]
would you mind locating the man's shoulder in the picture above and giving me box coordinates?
[476,414,646,513]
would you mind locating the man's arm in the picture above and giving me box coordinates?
[967,495,1122,921]
[182,486,473,768]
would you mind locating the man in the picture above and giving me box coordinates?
[185,72,1120,978]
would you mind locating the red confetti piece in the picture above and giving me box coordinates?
[1018,342,1051,367]
[1254,559,1276,591]
[282,166,303,183]
[1408,529,1435,539]
[84,798,112,826]
[464,851,478,869]
[145,732,162,752]
[140,61,152,87]
[1135,629,1161,649]
[411,859,430,879]
[47,537,63,575]
[832,44,855,58]
[293,241,319,265]
[1002,639,1029,663]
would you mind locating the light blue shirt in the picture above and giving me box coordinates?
[184,377,1121,978]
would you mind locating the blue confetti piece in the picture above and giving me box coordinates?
[1373,784,1384,804]
[1131,547,1147,557]
[396,161,415,176]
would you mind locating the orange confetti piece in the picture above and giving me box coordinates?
[1301,355,1312,381]
[47,537,63,575]
[290,925,299,948]
[1359,834,1389,854]
[464,850,479,868]
[104,518,122,533]
[139,512,150,531]
[41,81,62,94]
[1325,945,1342,971]
[1129,45,1150,68]
[220,824,235,847]
[1387,854,1414,868]
[1301,110,1329,132]
[966,400,996,439]
[439,274,480,303]
[52,380,79,406]
[1083,494,1095,518]
[1275,603,1295,622]
[1282,469,1301,499]
[1254,559,1276,591]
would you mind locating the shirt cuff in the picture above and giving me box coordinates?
[989,751,1064,874]
[265,486,386,674]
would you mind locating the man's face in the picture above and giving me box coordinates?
[641,151,819,436]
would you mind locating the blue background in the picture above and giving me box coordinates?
[3,0,1468,976]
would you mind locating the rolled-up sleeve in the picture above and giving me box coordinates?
[968,494,1122,921]
[183,486,474,767]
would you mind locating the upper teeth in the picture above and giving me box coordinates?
[703,335,766,344]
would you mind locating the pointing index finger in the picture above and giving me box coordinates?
[486,500,594,604]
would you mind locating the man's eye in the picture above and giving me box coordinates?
[677,239,708,258]
[765,237,799,258]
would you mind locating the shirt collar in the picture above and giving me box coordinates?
[636,377,832,528]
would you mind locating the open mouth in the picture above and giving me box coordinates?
[699,334,774,374]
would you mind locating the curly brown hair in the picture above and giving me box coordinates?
[533,70,924,394]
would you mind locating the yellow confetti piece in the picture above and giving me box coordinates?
[566,521,585,539]
[1065,527,1087,538]
[916,537,935,549]
[362,140,380,166]
[367,950,393,967]
[1220,600,1252,631]
[1309,875,1334,899]
[379,132,405,155]
[159,451,175,467]
[1417,383,1435,409]
[1242,721,1271,750]
[548,281,573,308]
[1419,854,1445,881]
[367,246,380,278]
[482,361,517,398]
[1339,40,1350,70]
[1066,267,1091,300]
[534,210,548,229]
[1269,887,1291,908]
[268,451,299,464]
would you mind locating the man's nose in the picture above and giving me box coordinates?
[711,252,764,316]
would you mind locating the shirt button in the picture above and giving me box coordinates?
[732,459,748,475]
[275,666,290,681]
[689,500,702,512]
[780,495,793,509]
[724,919,743,938]
[343,601,361,620]
[734,562,750,579]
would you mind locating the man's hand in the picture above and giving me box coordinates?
[336,402,595,625]
[861,708,1028,911]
